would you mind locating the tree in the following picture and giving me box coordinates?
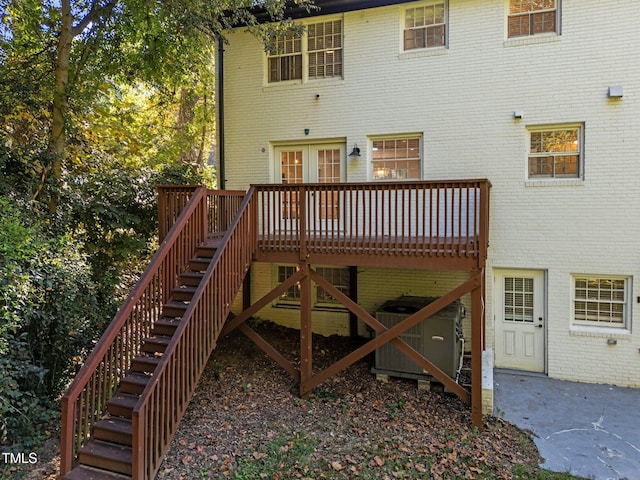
[2,0,314,208]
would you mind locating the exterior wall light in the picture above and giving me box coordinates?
[349,144,361,157]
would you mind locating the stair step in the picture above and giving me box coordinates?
[107,393,139,419]
[119,372,151,395]
[179,271,205,286]
[78,440,132,476]
[152,317,181,336]
[141,335,172,354]
[189,257,211,271]
[93,418,132,446]
[62,465,130,480]
[162,301,188,318]
[196,245,218,257]
[171,285,198,301]
[131,355,161,374]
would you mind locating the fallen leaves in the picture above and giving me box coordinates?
[152,323,543,480]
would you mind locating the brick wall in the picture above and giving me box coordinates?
[223,0,640,387]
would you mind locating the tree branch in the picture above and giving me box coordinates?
[72,0,119,37]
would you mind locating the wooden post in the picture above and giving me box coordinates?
[349,266,358,337]
[471,271,484,429]
[242,266,252,312]
[299,263,313,398]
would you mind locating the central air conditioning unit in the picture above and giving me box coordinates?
[373,296,464,380]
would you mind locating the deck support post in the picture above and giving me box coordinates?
[299,263,313,398]
[471,270,484,429]
[242,265,251,312]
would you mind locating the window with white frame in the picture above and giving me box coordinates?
[278,265,301,303]
[268,19,343,83]
[315,267,350,305]
[508,0,560,38]
[403,1,447,50]
[268,31,303,82]
[276,265,350,308]
[573,276,630,329]
[527,125,582,179]
[308,20,343,79]
[372,136,421,180]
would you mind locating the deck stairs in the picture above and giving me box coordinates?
[62,238,224,479]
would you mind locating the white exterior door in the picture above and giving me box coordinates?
[494,270,545,372]
[276,143,345,231]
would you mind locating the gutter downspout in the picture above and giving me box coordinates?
[216,37,226,189]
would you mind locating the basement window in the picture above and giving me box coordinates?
[572,276,630,330]
[275,265,350,309]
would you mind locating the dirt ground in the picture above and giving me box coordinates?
[12,322,543,480]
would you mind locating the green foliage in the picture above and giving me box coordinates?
[0,0,299,455]
[234,433,318,479]
[0,198,98,447]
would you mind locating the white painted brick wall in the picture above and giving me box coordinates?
[223,0,640,387]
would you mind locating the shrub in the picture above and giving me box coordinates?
[0,197,98,447]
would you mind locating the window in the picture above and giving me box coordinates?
[404,2,447,50]
[527,125,582,179]
[372,137,421,180]
[278,266,301,303]
[268,31,302,82]
[268,19,343,83]
[508,0,559,38]
[315,267,350,305]
[504,277,534,323]
[573,276,630,329]
[308,20,343,79]
[276,266,350,308]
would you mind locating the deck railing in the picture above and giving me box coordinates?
[254,180,490,263]
[60,187,211,475]
[131,187,257,479]
[158,185,246,242]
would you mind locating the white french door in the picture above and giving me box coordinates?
[494,270,546,372]
[275,143,345,231]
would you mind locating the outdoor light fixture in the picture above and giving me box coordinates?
[349,144,361,157]
[513,110,523,119]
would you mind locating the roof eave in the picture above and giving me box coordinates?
[253,0,411,22]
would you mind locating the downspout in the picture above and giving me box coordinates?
[216,37,226,189]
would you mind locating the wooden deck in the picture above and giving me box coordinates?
[60,180,490,480]
[255,233,480,268]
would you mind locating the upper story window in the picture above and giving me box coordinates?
[573,276,630,330]
[268,19,343,84]
[268,32,302,82]
[372,136,421,180]
[308,20,343,79]
[508,0,559,38]
[404,2,447,50]
[527,125,582,180]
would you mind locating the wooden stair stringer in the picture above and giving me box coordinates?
[62,224,254,480]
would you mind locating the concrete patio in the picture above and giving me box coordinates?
[493,370,640,480]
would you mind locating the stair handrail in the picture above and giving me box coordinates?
[60,186,209,476]
[131,187,258,479]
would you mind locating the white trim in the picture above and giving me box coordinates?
[263,15,344,87]
[399,0,449,53]
[570,274,632,331]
